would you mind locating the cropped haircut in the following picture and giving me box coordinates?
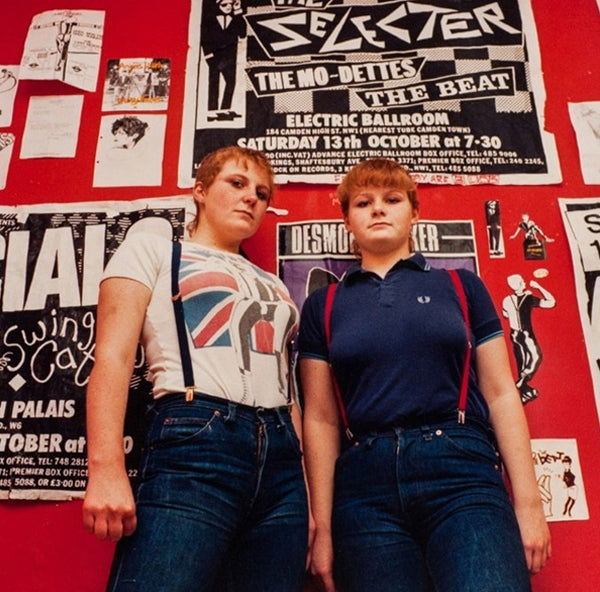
[195,146,275,196]
[337,158,419,216]
[189,146,275,234]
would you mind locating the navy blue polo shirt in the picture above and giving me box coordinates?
[298,253,503,433]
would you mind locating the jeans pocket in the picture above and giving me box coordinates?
[148,407,221,450]
[437,427,500,469]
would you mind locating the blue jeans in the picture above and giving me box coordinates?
[332,420,531,592]
[106,394,308,592]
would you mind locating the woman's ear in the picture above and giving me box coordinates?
[343,214,351,233]
[193,182,205,203]
[411,209,420,226]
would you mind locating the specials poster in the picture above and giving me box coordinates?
[0,198,191,499]
[179,0,560,187]
[560,198,600,428]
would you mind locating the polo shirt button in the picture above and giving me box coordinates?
[435,429,443,436]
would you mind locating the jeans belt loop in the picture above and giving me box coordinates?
[225,401,237,423]
[274,406,287,430]
[420,424,434,441]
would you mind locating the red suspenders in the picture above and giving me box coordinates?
[447,269,472,424]
[324,282,354,440]
[323,269,472,439]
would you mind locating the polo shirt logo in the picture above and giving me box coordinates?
[417,295,431,304]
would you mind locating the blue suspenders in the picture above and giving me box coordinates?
[170,241,196,402]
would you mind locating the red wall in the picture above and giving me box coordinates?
[1,1,600,591]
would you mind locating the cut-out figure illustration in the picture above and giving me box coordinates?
[485,200,504,257]
[509,213,555,260]
[502,274,556,403]
[94,114,165,187]
[562,456,578,517]
[201,0,246,121]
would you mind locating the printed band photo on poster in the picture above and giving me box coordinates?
[101,58,171,112]
[179,0,560,187]
[0,197,193,500]
[559,197,600,427]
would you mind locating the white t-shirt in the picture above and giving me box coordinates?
[103,232,298,407]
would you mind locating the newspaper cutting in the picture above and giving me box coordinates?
[20,95,84,159]
[20,9,105,92]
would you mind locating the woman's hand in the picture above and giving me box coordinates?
[82,277,149,542]
[309,528,337,592]
[476,337,552,574]
[514,502,552,574]
[82,466,137,542]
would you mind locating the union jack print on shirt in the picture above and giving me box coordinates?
[178,250,239,348]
